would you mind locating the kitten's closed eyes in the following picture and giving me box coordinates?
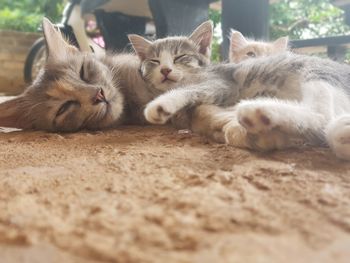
[56,100,80,117]
[79,61,88,82]
[174,54,186,62]
[139,49,204,91]
[151,60,160,65]
[174,54,200,66]
[146,54,199,67]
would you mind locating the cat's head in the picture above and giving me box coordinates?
[0,18,123,132]
[229,30,289,63]
[128,21,213,91]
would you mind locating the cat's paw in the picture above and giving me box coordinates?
[223,121,249,148]
[236,102,277,134]
[327,116,350,160]
[144,100,176,124]
[223,121,290,151]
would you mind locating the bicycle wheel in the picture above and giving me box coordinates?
[24,37,47,84]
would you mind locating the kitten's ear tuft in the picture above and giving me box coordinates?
[189,20,213,58]
[128,34,152,61]
[273,36,289,51]
[0,96,33,130]
[42,17,77,61]
[229,30,249,51]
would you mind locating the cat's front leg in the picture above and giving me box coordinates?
[191,105,235,143]
[144,98,175,124]
[144,89,191,124]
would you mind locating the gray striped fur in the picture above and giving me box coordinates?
[144,52,350,159]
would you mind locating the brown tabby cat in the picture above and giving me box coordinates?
[0,18,213,132]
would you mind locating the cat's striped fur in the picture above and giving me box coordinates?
[144,52,350,160]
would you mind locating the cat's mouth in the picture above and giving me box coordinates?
[161,77,176,84]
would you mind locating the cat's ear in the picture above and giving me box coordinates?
[128,34,152,61]
[273,36,289,51]
[42,17,77,61]
[229,30,248,51]
[0,96,33,129]
[189,20,213,58]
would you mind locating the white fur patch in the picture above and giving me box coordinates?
[144,89,189,124]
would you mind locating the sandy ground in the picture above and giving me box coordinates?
[0,125,350,263]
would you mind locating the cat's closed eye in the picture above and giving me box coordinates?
[149,59,160,65]
[174,54,187,63]
[80,63,88,82]
[246,51,256,57]
[56,100,80,117]
[174,54,197,66]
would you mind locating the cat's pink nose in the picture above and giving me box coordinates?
[93,88,106,104]
[160,68,172,77]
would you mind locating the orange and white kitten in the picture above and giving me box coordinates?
[229,30,289,63]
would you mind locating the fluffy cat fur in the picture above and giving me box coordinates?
[229,30,289,63]
[144,52,350,160]
[0,19,213,131]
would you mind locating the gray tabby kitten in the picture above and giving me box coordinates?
[128,21,212,94]
[127,21,212,127]
[144,52,350,160]
[0,19,212,131]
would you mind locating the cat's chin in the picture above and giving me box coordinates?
[153,80,180,92]
[161,78,176,84]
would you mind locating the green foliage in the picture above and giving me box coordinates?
[270,0,350,39]
[0,0,64,32]
[211,38,221,62]
[0,8,42,32]
[209,8,221,28]
[209,8,222,62]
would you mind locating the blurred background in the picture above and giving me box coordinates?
[0,0,349,95]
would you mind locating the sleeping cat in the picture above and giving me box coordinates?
[229,30,289,63]
[0,18,125,132]
[0,18,213,131]
[143,52,350,160]
[126,22,212,127]
[127,21,212,93]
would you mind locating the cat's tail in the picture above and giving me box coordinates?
[325,115,350,160]
[0,95,32,129]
